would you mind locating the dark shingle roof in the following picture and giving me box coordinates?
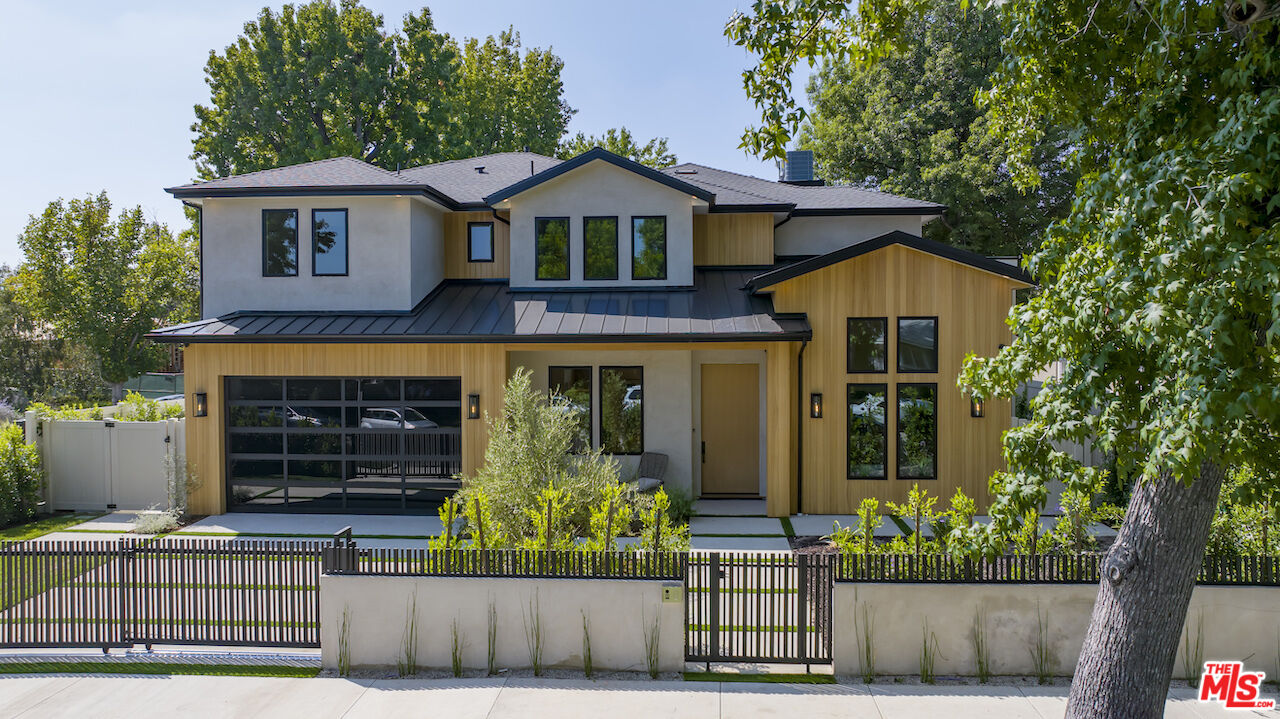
[484,148,713,206]
[148,269,810,344]
[398,152,563,206]
[167,157,423,194]
[663,163,946,215]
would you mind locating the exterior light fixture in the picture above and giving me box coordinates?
[810,393,823,419]
[467,393,481,420]
[970,396,985,418]
[194,392,208,417]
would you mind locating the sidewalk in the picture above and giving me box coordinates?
[0,674,1267,719]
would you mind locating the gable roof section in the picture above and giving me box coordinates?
[484,147,714,206]
[662,163,947,215]
[166,155,449,198]
[148,269,810,344]
[746,231,1033,290]
[397,152,563,207]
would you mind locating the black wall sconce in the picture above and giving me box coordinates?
[467,393,481,419]
[970,396,985,418]
[810,393,823,419]
[194,392,208,417]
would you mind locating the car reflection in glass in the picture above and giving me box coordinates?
[359,407,439,430]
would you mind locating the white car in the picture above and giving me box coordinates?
[623,385,642,409]
[359,407,438,429]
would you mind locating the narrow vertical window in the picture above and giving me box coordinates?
[897,383,937,479]
[312,209,348,276]
[262,209,298,277]
[599,366,643,454]
[631,216,666,280]
[468,222,494,262]
[847,318,888,373]
[897,317,938,373]
[535,217,570,280]
[847,384,888,479]
[583,216,618,280]
[549,366,592,452]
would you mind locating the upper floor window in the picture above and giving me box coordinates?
[312,209,348,276]
[583,216,618,280]
[897,317,938,373]
[468,222,494,263]
[262,209,298,277]
[535,217,570,280]
[847,317,888,373]
[631,216,667,280]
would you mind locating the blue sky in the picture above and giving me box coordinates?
[0,0,811,268]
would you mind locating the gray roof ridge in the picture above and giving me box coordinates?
[666,162,942,207]
[677,175,789,203]
[178,155,416,188]
[403,150,561,172]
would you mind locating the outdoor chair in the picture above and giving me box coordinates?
[629,452,668,492]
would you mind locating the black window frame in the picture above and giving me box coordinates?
[847,317,889,374]
[598,365,644,455]
[262,209,299,278]
[897,316,939,373]
[311,208,349,277]
[535,216,571,281]
[582,216,619,280]
[895,382,938,480]
[630,216,667,281]
[549,365,593,451]
[846,383,889,480]
[467,221,495,263]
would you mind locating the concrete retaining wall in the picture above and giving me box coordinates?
[320,575,684,673]
[833,582,1280,679]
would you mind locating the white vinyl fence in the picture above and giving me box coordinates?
[24,412,185,512]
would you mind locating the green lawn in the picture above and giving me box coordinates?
[0,513,103,541]
[0,662,318,678]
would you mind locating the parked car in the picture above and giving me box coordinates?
[623,385,642,409]
[359,407,438,430]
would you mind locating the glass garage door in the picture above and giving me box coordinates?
[225,376,462,513]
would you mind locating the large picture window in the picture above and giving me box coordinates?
[599,366,643,454]
[312,209,348,276]
[897,383,937,479]
[468,222,494,262]
[225,376,462,513]
[262,209,298,277]
[631,216,667,280]
[549,366,592,452]
[847,318,888,373]
[897,317,938,373]
[847,383,888,479]
[583,216,618,280]
[535,217,570,280]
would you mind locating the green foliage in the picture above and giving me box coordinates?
[557,127,677,168]
[1206,466,1279,559]
[887,482,939,558]
[829,497,880,555]
[633,489,691,552]
[11,194,198,392]
[27,392,182,422]
[581,483,633,552]
[662,486,695,525]
[0,424,42,527]
[193,3,573,177]
[797,3,1074,255]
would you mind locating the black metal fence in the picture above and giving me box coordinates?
[835,552,1280,585]
[321,542,685,580]
[0,539,323,649]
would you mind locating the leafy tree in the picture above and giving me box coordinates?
[449,28,576,157]
[192,3,572,177]
[0,266,63,406]
[557,127,677,168]
[727,1,1280,715]
[797,4,1074,255]
[12,193,199,401]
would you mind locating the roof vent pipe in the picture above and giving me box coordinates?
[778,150,824,186]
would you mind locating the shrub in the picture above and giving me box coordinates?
[27,391,182,422]
[0,423,42,526]
[829,497,881,555]
[632,489,690,552]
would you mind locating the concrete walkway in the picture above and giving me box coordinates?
[0,674,1265,718]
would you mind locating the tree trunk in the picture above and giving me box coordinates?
[1066,461,1225,718]
[110,381,125,403]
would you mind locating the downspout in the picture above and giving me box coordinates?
[795,338,808,515]
[773,205,797,229]
[490,209,510,226]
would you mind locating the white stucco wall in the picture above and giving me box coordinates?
[409,199,444,305]
[774,215,926,257]
[201,195,439,317]
[320,575,684,673]
[833,582,1280,679]
[506,161,698,289]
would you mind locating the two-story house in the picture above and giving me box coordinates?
[151,148,1030,518]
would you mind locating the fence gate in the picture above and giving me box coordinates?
[685,552,833,667]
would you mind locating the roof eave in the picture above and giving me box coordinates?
[146,330,812,345]
[164,184,462,210]
[483,147,716,206]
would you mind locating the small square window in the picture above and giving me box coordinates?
[847,318,888,373]
[468,222,494,263]
[897,317,938,373]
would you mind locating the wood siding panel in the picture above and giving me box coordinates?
[766,342,798,516]
[444,211,510,279]
[770,245,1020,513]
[182,342,506,515]
[693,213,775,266]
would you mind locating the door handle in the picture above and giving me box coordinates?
[701,441,706,463]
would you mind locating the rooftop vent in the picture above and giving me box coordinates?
[474,166,487,174]
[673,168,697,175]
[778,150,824,186]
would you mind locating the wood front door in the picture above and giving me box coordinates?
[700,363,760,496]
